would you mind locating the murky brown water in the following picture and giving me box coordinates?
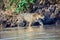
[0,25,60,40]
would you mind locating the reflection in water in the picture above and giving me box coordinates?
[0,25,60,40]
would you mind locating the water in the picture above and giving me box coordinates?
[0,25,60,40]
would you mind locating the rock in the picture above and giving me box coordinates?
[41,18,57,25]
[49,5,56,13]
[11,23,17,27]
[31,22,40,26]
[2,4,6,11]
[19,20,29,27]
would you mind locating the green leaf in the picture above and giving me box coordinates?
[16,8,20,13]
[16,0,35,13]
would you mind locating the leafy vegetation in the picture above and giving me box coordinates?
[16,0,35,13]
[3,0,35,13]
[2,0,60,13]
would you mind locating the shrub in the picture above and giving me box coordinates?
[16,0,35,13]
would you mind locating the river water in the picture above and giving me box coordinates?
[0,24,60,40]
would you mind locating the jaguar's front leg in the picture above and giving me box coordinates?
[27,22,33,32]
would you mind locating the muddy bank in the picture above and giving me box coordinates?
[0,12,43,30]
